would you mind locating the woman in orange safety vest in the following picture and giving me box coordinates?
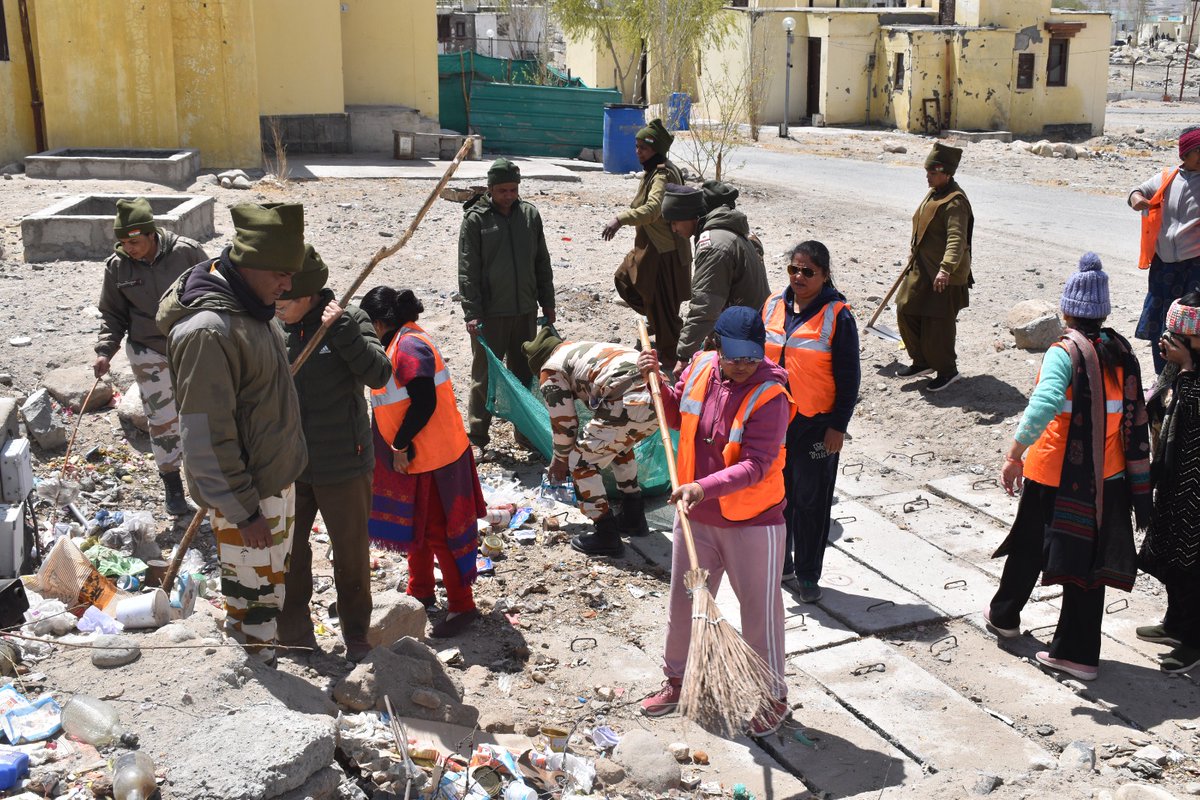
[760,240,860,605]
[988,255,1152,682]
[361,286,486,639]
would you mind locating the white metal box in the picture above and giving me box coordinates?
[0,504,22,579]
[0,437,33,504]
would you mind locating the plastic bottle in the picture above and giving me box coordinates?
[112,751,156,800]
[60,696,137,747]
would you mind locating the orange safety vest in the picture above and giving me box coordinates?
[371,324,469,474]
[1139,167,1179,270]
[761,292,848,417]
[676,352,792,521]
[1024,346,1127,488]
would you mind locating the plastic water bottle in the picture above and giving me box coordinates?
[112,751,156,800]
[61,696,137,747]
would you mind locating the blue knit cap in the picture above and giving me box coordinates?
[1060,253,1111,319]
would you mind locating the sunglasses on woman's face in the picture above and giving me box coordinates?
[719,353,762,366]
[787,264,817,278]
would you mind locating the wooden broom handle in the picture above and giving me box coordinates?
[865,261,909,330]
[637,319,701,572]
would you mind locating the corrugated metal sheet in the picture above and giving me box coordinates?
[469,82,622,158]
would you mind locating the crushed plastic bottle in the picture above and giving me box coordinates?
[112,751,156,800]
[60,696,138,747]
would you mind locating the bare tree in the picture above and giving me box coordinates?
[646,0,736,109]
[547,0,646,100]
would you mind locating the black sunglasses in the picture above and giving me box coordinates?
[787,264,818,278]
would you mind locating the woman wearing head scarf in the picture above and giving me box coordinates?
[361,286,486,639]
[761,241,861,603]
[1137,293,1200,674]
[986,254,1152,682]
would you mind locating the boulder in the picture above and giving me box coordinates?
[366,589,428,648]
[1058,740,1096,772]
[1031,140,1055,157]
[594,758,626,787]
[1132,744,1169,766]
[43,367,113,412]
[332,636,477,726]
[231,175,253,190]
[117,382,149,432]
[966,772,1002,795]
[19,389,67,449]
[1115,785,1182,800]
[1051,142,1078,159]
[1006,300,1063,351]
[613,729,680,793]
[883,143,908,154]
[91,635,141,668]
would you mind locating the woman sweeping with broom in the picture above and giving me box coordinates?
[636,306,794,737]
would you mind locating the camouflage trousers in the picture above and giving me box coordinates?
[126,342,183,472]
[210,486,295,663]
[571,399,657,520]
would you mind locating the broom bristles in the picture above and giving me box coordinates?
[678,567,779,736]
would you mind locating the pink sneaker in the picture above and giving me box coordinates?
[640,680,682,717]
[746,698,789,738]
[1035,651,1098,681]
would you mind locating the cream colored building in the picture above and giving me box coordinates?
[0,0,439,169]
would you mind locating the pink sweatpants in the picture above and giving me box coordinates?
[662,515,788,700]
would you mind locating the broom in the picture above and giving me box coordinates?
[161,137,479,590]
[636,320,778,736]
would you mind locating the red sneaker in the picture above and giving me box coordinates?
[746,698,789,738]
[640,680,682,717]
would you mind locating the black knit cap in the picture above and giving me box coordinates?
[661,184,705,221]
[702,180,739,213]
[636,118,674,156]
[487,158,521,186]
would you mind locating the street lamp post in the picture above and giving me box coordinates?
[486,28,495,58]
[780,16,795,138]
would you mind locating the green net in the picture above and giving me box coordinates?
[481,339,676,497]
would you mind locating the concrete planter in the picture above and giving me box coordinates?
[24,148,201,188]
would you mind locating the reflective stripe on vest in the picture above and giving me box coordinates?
[1060,399,1124,415]
[371,324,469,474]
[676,352,792,521]
[761,293,846,417]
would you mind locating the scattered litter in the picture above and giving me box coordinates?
[0,686,61,744]
[75,605,123,634]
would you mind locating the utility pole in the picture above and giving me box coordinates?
[1180,0,1199,101]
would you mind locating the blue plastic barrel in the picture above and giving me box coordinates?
[667,92,691,131]
[603,104,646,174]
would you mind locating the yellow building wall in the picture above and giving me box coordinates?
[957,0,1048,28]
[34,0,181,150]
[817,14,880,125]
[341,0,438,118]
[563,29,633,96]
[695,12,758,124]
[253,0,344,115]
[950,29,1014,132]
[170,0,262,168]
[0,0,36,164]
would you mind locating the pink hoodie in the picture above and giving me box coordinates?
[659,354,791,528]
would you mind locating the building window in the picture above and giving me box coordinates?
[1047,38,1069,86]
[454,21,466,38]
[0,1,10,62]
[1016,52,1034,89]
[894,53,904,89]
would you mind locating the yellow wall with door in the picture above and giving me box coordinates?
[0,0,36,165]
[341,0,438,118]
[34,1,181,150]
[564,29,631,96]
[170,0,262,168]
[253,0,344,115]
[818,13,879,125]
[950,29,1014,132]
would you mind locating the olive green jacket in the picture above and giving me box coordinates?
[617,159,687,255]
[458,193,555,322]
[896,182,974,317]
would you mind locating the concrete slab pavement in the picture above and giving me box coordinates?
[926,474,1020,527]
[816,549,947,634]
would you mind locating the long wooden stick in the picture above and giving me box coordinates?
[162,138,478,590]
[62,376,102,477]
[865,261,909,331]
[637,319,701,571]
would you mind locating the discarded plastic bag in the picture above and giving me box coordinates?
[0,686,61,744]
[23,599,75,636]
[83,544,148,581]
[76,606,124,635]
[26,537,121,615]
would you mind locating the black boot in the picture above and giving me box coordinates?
[617,492,651,537]
[161,471,195,516]
[571,513,625,557]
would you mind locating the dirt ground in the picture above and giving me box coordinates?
[1,91,1197,798]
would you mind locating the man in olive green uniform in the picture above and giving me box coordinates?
[603,118,692,372]
[895,143,974,392]
[157,203,308,664]
[459,158,556,460]
[275,246,392,662]
[94,198,208,515]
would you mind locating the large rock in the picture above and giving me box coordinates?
[1006,300,1063,351]
[1031,140,1055,157]
[166,706,336,799]
[366,589,428,648]
[613,729,680,793]
[43,367,113,413]
[332,636,477,726]
[91,635,141,668]
[19,389,67,449]
[1115,785,1182,800]
[1051,142,1078,159]
[117,382,149,432]
[1058,740,1096,772]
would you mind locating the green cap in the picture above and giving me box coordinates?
[924,142,963,175]
[228,202,306,272]
[487,158,521,186]
[636,118,674,156]
[522,326,564,376]
[661,184,705,221]
[279,244,328,299]
[113,197,157,239]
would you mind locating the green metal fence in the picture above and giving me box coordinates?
[468,82,622,157]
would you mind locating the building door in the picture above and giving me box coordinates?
[806,38,822,117]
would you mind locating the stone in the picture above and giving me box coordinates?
[8,337,31,347]
[966,772,1002,795]
[91,635,141,668]
[159,623,197,643]
[366,589,428,648]
[593,758,626,787]
[219,176,233,189]
[19,389,67,449]
[1032,140,1055,157]
[231,175,253,190]
[1051,142,1079,159]
[613,729,680,793]
[479,708,515,733]
[1182,782,1200,795]
[410,688,444,709]
[167,706,336,800]
[1059,740,1096,772]
[1006,300,1063,351]
[43,367,113,412]
[667,742,690,762]
[1036,724,1055,736]
[883,143,908,154]
[1115,785,1183,800]
[196,173,220,186]
[116,382,149,432]
[218,169,248,181]
[332,637,476,726]
[1131,744,1168,765]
